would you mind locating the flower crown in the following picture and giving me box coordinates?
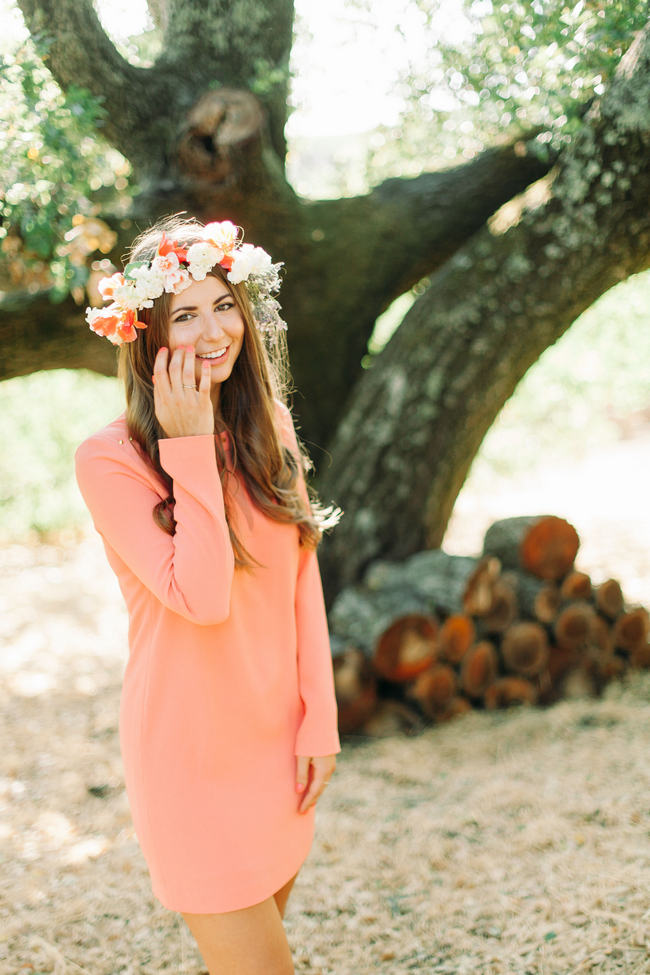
[85,221,286,345]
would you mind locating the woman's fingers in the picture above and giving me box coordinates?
[298,772,326,813]
[182,345,196,391]
[295,755,310,796]
[168,346,184,393]
[199,357,211,399]
[152,345,215,438]
[296,754,336,813]
[153,347,171,396]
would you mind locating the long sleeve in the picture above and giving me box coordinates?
[277,403,341,757]
[74,433,235,626]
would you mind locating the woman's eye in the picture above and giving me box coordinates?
[174,302,234,323]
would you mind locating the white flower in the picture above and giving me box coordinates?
[129,264,166,301]
[111,280,144,311]
[202,221,240,253]
[227,244,273,284]
[187,241,222,280]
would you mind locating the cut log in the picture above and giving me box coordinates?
[484,677,538,709]
[500,570,561,623]
[459,641,498,699]
[364,550,482,617]
[594,578,625,619]
[591,614,614,654]
[589,648,626,688]
[482,515,580,581]
[437,614,476,664]
[501,622,550,677]
[477,575,518,633]
[359,700,425,738]
[329,585,432,657]
[535,583,563,623]
[374,613,439,682]
[557,666,598,700]
[560,570,592,601]
[630,643,650,669]
[534,665,555,705]
[553,600,598,651]
[612,607,650,652]
[407,664,457,718]
[463,556,502,615]
[435,696,473,724]
[332,647,378,734]
[545,644,580,686]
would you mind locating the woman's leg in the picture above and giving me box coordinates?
[273,870,299,919]
[181,895,294,975]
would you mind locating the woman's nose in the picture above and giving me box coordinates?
[202,311,227,338]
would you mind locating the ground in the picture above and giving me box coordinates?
[0,429,648,975]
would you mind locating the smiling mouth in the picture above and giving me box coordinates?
[197,348,228,362]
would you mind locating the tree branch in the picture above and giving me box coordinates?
[281,132,555,445]
[0,287,118,380]
[16,0,157,160]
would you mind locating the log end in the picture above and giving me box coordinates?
[460,640,498,699]
[374,613,439,682]
[333,647,378,734]
[484,676,538,710]
[520,515,580,581]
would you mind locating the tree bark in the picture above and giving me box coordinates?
[16,0,295,174]
[318,25,650,604]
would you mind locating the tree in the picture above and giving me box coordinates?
[4,1,650,602]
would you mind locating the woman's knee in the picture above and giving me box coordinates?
[273,870,299,919]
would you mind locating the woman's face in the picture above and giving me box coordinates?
[167,273,245,403]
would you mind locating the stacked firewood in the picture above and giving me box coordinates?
[329,515,650,736]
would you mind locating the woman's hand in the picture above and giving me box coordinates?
[153,346,214,439]
[295,754,337,813]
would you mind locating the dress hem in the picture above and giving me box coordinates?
[149,812,316,915]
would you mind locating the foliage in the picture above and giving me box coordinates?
[0,369,123,541]
[0,32,131,299]
[365,0,649,182]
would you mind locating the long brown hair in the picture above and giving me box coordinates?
[116,213,339,569]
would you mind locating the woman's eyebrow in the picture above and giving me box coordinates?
[172,293,232,313]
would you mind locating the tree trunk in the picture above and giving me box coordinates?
[318,25,650,604]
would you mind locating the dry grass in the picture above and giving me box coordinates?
[1,430,649,974]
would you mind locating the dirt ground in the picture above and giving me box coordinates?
[1,430,649,975]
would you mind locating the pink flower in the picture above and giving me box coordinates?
[166,267,192,294]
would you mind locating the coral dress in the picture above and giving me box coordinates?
[74,400,340,914]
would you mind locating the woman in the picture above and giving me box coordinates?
[75,214,342,974]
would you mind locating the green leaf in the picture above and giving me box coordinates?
[124,261,149,279]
